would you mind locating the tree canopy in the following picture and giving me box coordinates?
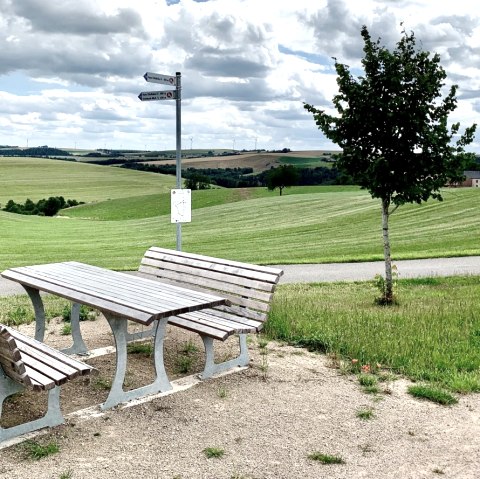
[266,165,300,196]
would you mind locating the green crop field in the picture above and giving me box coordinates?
[278,156,333,168]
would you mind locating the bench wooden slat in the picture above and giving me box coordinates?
[139,264,274,301]
[41,262,225,313]
[147,247,284,280]
[142,271,271,313]
[18,350,69,385]
[197,308,264,330]
[15,342,81,379]
[140,257,277,292]
[0,344,22,364]
[139,247,282,341]
[23,365,56,390]
[0,353,24,374]
[0,366,33,389]
[8,327,92,376]
[167,316,230,341]
[3,269,154,325]
[177,311,257,335]
[177,311,251,334]
[215,304,267,322]
[0,326,30,387]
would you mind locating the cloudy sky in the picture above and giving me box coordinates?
[0,0,479,152]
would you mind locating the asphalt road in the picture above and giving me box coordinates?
[1,256,479,297]
[272,256,480,283]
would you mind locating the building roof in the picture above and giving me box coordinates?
[464,171,480,179]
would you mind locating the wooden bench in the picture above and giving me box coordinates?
[0,323,93,443]
[138,247,283,378]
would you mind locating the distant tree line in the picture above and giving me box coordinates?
[0,147,73,157]
[2,196,84,216]
[121,161,342,189]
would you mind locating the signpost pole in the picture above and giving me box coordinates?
[175,72,182,251]
[140,70,187,252]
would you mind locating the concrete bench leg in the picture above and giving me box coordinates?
[125,321,158,343]
[23,286,46,343]
[101,314,172,410]
[61,302,89,356]
[199,334,249,379]
[0,371,64,443]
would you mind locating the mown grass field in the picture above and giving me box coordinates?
[0,156,174,204]
[63,185,358,220]
[0,156,479,270]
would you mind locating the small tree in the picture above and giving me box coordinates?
[266,165,300,196]
[184,173,211,190]
[305,26,476,304]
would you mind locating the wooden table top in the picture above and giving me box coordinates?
[1,262,229,325]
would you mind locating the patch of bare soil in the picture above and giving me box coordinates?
[146,153,282,172]
[1,315,479,479]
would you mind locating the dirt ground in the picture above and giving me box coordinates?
[1,314,479,479]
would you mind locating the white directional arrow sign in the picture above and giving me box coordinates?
[144,72,177,86]
[138,90,177,101]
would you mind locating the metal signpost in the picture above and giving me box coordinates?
[139,71,189,251]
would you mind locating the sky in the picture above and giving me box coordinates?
[0,0,479,152]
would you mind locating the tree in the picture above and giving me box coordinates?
[266,165,300,196]
[305,26,476,304]
[42,196,63,216]
[184,173,211,190]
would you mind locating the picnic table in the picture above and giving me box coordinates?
[1,261,229,410]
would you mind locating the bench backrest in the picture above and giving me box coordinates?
[0,324,92,391]
[139,247,284,324]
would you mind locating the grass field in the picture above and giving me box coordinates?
[0,186,479,270]
[278,156,333,168]
[0,157,175,204]
[63,185,358,221]
[0,157,479,270]
[265,276,480,394]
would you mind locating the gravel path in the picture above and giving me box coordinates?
[0,258,479,478]
[1,339,479,479]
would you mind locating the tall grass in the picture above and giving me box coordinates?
[265,276,480,393]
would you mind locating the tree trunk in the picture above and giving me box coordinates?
[381,198,394,303]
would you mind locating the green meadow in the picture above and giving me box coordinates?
[0,157,479,270]
[0,156,174,204]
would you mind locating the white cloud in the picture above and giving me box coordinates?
[0,0,478,151]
